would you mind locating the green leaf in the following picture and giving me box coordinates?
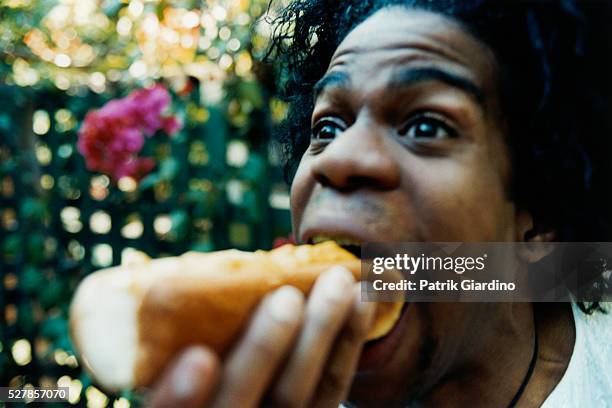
[39,280,64,310]
[239,81,264,109]
[0,157,16,175]
[169,210,188,241]
[242,189,261,222]
[0,112,12,131]
[189,240,214,253]
[20,265,44,295]
[40,316,68,340]
[159,157,179,180]
[101,0,122,16]
[0,351,9,371]
[19,197,46,223]
[2,234,21,260]
[17,302,35,336]
[79,373,93,391]
[26,233,46,264]
[55,336,72,353]
[192,196,215,218]
[138,173,160,191]
[239,154,266,183]
[186,190,208,205]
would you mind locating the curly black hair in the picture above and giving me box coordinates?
[266,0,612,311]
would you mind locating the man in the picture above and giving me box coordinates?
[149,1,612,406]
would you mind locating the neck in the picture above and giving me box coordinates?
[516,302,575,406]
[421,302,574,408]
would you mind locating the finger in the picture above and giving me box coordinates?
[147,346,220,408]
[271,267,355,408]
[211,285,305,408]
[311,283,376,408]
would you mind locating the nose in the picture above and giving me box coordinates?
[311,121,401,191]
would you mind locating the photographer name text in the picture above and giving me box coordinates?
[372,279,516,292]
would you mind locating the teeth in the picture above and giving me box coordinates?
[311,235,362,246]
[311,235,334,244]
[334,237,362,246]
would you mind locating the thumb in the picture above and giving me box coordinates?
[148,346,220,408]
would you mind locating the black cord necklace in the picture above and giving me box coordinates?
[507,312,539,408]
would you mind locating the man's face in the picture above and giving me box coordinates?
[290,8,530,405]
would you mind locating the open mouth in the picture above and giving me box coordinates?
[358,302,410,371]
[309,234,363,259]
[307,234,409,368]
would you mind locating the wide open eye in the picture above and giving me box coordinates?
[312,118,346,143]
[399,115,457,139]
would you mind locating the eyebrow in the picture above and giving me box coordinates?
[313,71,351,102]
[313,67,486,106]
[389,67,486,105]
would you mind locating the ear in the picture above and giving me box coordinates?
[515,210,556,263]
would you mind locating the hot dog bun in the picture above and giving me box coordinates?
[69,242,403,392]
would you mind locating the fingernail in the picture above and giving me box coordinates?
[170,347,212,398]
[321,267,354,299]
[267,285,304,322]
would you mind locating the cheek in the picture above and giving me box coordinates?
[405,156,514,241]
[289,157,314,234]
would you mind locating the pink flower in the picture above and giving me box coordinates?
[77,84,182,181]
[114,157,156,180]
[162,116,181,136]
[272,234,296,249]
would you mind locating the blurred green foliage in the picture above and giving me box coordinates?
[0,0,292,406]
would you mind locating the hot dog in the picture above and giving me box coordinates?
[69,242,403,391]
